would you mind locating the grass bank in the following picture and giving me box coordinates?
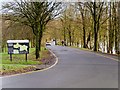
[0,47,51,76]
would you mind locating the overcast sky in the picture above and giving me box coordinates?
[0,0,14,13]
[0,0,118,11]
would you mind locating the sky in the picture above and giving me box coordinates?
[0,0,119,12]
[0,0,14,13]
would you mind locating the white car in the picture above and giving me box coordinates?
[46,42,51,46]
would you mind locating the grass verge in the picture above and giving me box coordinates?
[0,47,53,76]
[1,64,37,76]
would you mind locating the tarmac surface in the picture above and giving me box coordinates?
[1,46,118,88]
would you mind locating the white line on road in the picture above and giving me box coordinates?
[76,50,119,62]
[95,53,119,62]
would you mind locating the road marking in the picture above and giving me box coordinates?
[75,50,119,62]
[1,49,58,78]
[95,53,119,62]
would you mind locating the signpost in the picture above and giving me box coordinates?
[7,40,29,62]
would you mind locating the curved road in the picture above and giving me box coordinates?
[1,46,118,88]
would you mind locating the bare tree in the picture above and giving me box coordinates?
[86,1,105,51]
[77,2,87,48]
[2,0,63,59]
[118,2,120,55]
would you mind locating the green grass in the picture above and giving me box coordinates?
[0,64,37,75]
[1,48,47,65]
[0,47,48,75]
[2,60,42,65]
[1,64,29,71]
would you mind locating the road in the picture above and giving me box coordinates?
[1,46,118,88]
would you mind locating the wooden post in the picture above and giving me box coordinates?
[25,53,27,62]
[10,53,12,61]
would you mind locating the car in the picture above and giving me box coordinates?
[46,42,51,46]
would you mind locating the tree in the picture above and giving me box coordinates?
[60,13,67,45]
[60,4,75,46]
[112,2,119,54]
[108,2,114,54]
[77,2,87,48]
[118,2,120,54]
[2,0,63,59]
[2,14,35,52]
[86,1,105,51]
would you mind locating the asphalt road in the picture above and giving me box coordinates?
[1,46,118,88]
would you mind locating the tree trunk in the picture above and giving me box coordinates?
[68,28,72,46]
[93,2,97,51]
[79,3,86,48]
[82,14,86,48]
[108,2,114,54]
[72,30,75,46]
[38,35,42,52]
[39,31,42,51]
[108,2,111,53]
[38,25,44,51]
[63,27,66,43]
[69,36,72,46]
[118,2,120,55]
[94,32,98,51]
[83,25,86,48]
[86,32,91,48]
[103,35,106,52]
[114,2,118,54]
[35,33,40,59]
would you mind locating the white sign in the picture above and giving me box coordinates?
[7,40,29,54]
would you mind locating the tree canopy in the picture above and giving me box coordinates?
[2,0,64,59]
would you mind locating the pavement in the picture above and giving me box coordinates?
[1,45,118,88]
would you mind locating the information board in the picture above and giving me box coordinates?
[7,40,29,54]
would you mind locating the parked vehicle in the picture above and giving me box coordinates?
[46,42,51,46]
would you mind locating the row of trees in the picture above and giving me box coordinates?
[2,1,120,59]
[2,17,35,52]
[46,1,120,54]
